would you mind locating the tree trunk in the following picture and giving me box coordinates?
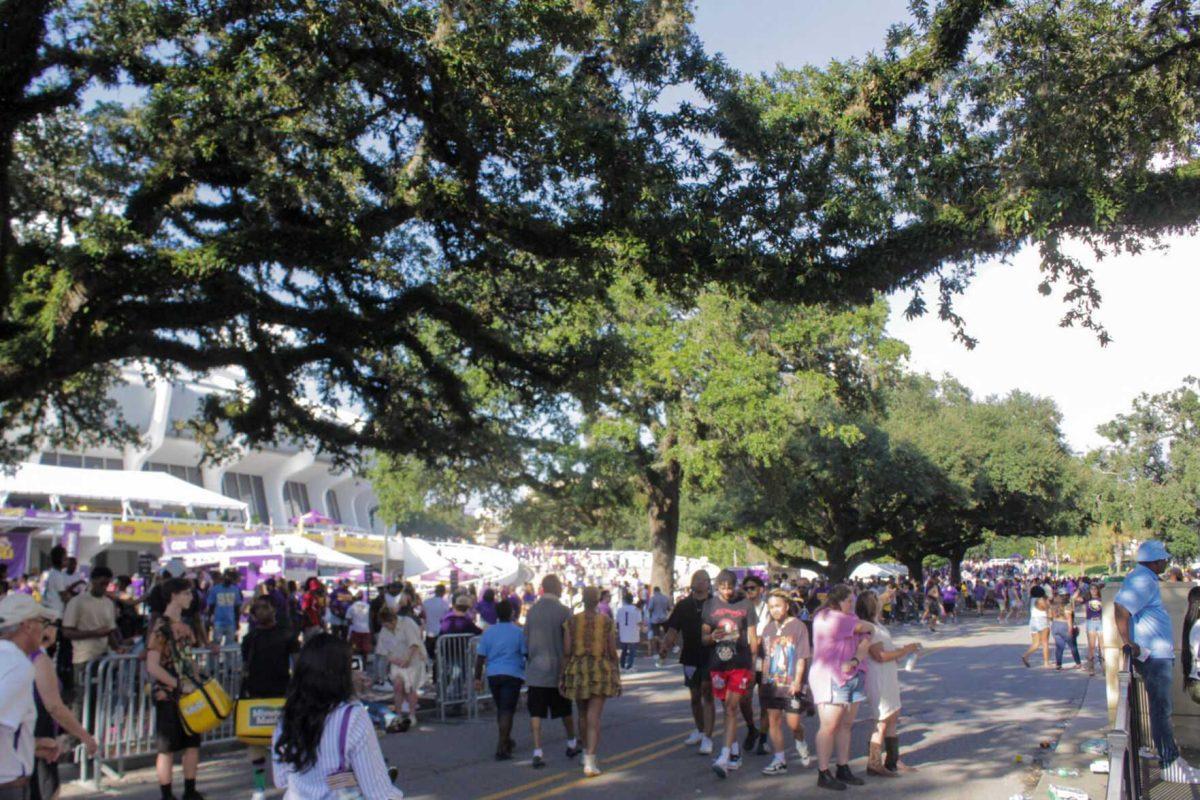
[902,554,925,585]
[949,547,965,585]
[646,456,682,596]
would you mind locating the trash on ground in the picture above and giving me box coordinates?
[1047,786,1090,800]
[1089,759,1109,774]
[1079,738,1108,755]
[1052,767,1080,777]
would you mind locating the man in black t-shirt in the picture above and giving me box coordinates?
[661,570,715,754]
[701,569,758,779]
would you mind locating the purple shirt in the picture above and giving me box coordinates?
[808,609,864,705]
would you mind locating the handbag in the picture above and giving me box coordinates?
[326,705,365,800]
[235,633,286,745]
[160,620,232,736]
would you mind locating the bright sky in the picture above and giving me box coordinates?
[693,0,1200,455]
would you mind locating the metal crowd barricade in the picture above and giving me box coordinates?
[435,633,479,721]
[1106,650,1150,800]
[76,646,242,790]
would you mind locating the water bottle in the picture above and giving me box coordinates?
[1053,767,1080,777]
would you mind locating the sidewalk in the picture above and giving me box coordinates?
[1030,668,1110,800]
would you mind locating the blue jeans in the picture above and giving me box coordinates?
[1052,622,1080,667]
[1136,657,1180,767]
[620,643,637,670]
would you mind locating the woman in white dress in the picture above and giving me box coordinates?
[376,607,427,732]
[856,589,921,777]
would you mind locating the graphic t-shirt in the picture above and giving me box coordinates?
[702,595,757,671]
[347,601,372,634]
[761,617,810,690]
[206,584,242,628]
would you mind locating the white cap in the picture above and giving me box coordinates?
[0,594,59,626]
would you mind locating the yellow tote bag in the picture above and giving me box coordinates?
[235,697,286,746]
[178,678,233,736]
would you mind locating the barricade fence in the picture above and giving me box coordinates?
[76,634,484,789]
[1106,650,1150,800]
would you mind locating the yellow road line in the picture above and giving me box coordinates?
[522,742,691,800]
[474,730,689,800]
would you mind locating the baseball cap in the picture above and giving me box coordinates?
[0,595,59,626]
[1135,540,1170,563]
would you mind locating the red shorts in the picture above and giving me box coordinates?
[350,631,373,655]
[710,669,754,702]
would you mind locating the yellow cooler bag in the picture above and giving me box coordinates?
[178,678,233,736]
[235,697,286,746]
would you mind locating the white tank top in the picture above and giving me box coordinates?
[1030,604,1048,624]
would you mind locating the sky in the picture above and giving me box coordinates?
[692,0,1200,455]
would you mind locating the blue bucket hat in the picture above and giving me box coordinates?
[1135,540,1170,563]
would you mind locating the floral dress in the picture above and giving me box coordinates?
[560,611,621,700]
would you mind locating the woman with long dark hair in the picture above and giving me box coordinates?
[1182,587,1200,704]
[272,634,402,799]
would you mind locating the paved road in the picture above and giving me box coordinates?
[65,617,1093,799]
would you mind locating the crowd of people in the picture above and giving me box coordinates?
[0,537,1196,796]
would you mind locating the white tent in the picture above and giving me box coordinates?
[273,534,367,569]
[850,562,909,581]
[0,463,248,514]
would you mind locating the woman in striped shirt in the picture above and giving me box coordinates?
[273,634,403,799]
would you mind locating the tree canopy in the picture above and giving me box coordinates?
[5,0,1200,467]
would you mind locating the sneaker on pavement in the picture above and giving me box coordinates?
[761,760,788,776]
[712,758,729,779]
[250,793,265,800]
[532,754,545,769]
[565,745,582,759]
[1162,757,1200,784]
[795,742,813,768]
[817,769,847,791]
[685,730,704,746]
[728,753,742,771]
[835,764,864,786]
[698,736,714,755]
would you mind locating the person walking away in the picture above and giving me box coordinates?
[375,608,426,733]
[1114,540,1200,783]
[560,587,621,778]
[240,598,297,800]
[299,579,326,642]
[758,589,811,776]
[474,600,527,760]
[272,634,403,799]
[1021,586,1051,668]
[206,570,243,648]
[61,565,116,730]
[615,594,641,671]
[809,584,875,791]
[422,585,450,665]
[702,569,758,779]
[645,587,671,668]
[328,581,354,641]
[40,547,84,701]
[144,578,207,800]
[523,575,579,769]
[857,589,920,778]
[1051,590,1082,670]
[940,582,958,623]
[347,592,373,657]
[30,618,98,800]
[660,570,715,754]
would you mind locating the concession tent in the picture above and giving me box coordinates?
[850,562,909,581]
[0,463,248,517]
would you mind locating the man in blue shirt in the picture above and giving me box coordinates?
[206,569,243,647]
[1114,540,1200,784]
[475,600,527,761]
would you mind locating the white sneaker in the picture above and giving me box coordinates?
[251,793,265,800]
[699,736,714,755]
[712,757,729,779]
[685,730,704,746]
[795,741,812,768]
[727,752,741,770]
[1162,757,1200,784]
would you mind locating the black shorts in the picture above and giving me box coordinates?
[683,663,710,690]
[527,685,572,719]
[155,699,202,754]
[489,675,524,714]
[762,686,805,714]
[942,600,955,614]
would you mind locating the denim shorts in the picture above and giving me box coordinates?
[1086,619,1102,634]
[830,672,866,705]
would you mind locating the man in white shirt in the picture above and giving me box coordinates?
[616,594,642,671]
[0,594,61,799]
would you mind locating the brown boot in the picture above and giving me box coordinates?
[868,740,897,777]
